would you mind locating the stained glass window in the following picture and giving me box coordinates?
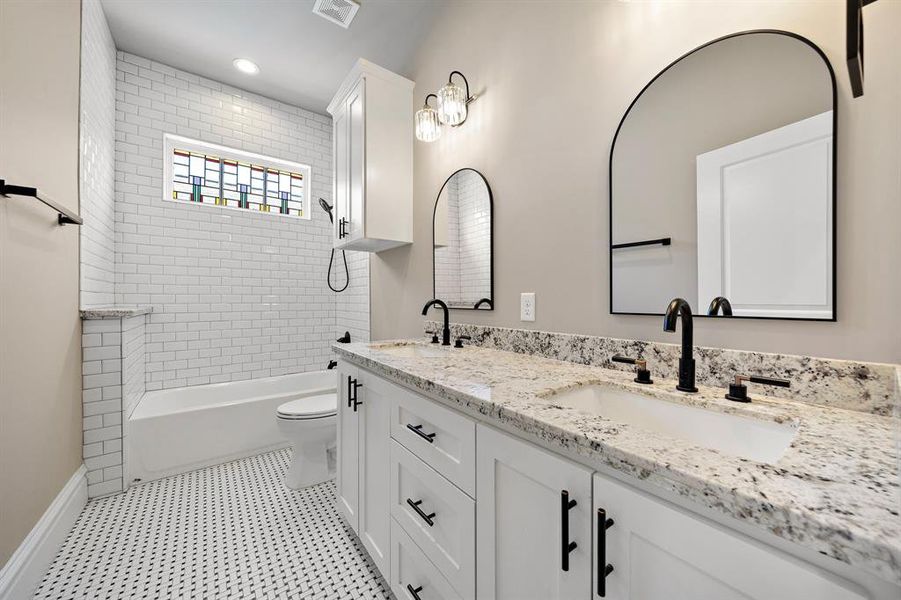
[165,135,311,219]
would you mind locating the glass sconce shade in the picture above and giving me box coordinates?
[415,104,441,142]
[437,81,468,126]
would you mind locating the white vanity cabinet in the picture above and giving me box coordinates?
[476,424,593,600]
[337,362,888,600]
[592,472,867,600]
[327,58,414,253]
[336,363,392,575]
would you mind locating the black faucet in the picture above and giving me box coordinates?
[421,299,451,346]
[707,296,733,316]
[663,298,698,392]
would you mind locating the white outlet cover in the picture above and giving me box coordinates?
[520,292,536,322]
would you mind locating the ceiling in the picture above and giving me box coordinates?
[100,0,442,114]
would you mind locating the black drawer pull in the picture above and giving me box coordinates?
[348,377,362,411]
[597,507,615,597]
[406,498,436,527]
[561,490,578,572]
[406,423,436,443]
[406,584,424,600]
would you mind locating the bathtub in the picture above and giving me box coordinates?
[126,371,336,484]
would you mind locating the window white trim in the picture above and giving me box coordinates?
[162,134,312,220]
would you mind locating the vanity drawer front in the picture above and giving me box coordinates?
[390,440,475,599]
[390,519,465,600]
[391,385,475,496]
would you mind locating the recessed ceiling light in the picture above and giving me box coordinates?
[233,58,260,75]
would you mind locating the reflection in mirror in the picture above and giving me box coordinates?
[610,31,835,320]
[433,168,493,310]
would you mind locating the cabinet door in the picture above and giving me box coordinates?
[592,471,867,600]
[476,424,593,600]
[358,369,392,576]
[345,78,365,243]
[332,102,349,246]
[336,364,360,530]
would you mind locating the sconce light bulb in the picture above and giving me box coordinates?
[437,81,468,126]
[415,106,442,142]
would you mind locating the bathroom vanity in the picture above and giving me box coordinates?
[333,339,900,600]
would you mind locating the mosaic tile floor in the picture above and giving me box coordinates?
[34,450,393,600]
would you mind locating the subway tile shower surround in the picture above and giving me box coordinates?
[114,51,368,392]
[426,322,899,415]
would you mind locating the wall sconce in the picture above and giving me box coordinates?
[416,71,477,142]
[415,94,442,142]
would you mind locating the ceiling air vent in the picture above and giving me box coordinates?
[312,0,360,29]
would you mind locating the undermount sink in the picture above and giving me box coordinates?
[371,343,451,359]
[546,385,797,464]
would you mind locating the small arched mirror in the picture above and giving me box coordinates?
[433,168,494,310]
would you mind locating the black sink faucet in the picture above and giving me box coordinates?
[421,299,451,346]
[663,298,698,393]
[707,296,733,316]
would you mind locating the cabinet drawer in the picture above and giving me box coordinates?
[391,440,475,599]
[391,519,464,600]
[391,385,475,496]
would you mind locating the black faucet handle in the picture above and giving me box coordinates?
[426,330,440,344]
[611,355,653,384]
[454,335,471,349]
[726,374,790,402]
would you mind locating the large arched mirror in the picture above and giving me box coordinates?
[433,168,494,310]
[610,31,836,320]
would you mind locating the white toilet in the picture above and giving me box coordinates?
[276,393,337,489]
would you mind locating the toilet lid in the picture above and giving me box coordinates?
[277,393,337,420]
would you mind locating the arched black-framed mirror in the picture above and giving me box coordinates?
[432,168,494,310]
[609,30,837,321]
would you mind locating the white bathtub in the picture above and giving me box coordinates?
[126,371,336,484]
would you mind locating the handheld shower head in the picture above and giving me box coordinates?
[318,198,334,224]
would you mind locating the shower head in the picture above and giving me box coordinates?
[318,198,334,224]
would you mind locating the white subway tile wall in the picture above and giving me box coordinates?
[337,250,370,344]
[434,176,463,302]
[79,0,117,306]
[114,52,368,391]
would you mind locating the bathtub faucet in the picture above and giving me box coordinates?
[327,360,337,370]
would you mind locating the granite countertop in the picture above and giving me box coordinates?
[333,340,901,585]
[80,305,153,319]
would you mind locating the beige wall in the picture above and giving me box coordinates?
[0,0,83,565]
[371,0,901,364]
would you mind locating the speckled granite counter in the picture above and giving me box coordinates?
[80,305,153,319]
[333,340,901,585]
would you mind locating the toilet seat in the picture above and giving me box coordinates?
[277,393,337,420]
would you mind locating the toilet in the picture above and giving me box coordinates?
[276,393,337,489]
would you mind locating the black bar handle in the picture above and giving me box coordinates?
[406,498,436,527]
[346,375,353,408]
[748,375,790,388]
[597,508,615,597]
[611,237,671,250]
[406,424,436,443]
[349,377,362,411]
[611,354,636,365]
[561,490,578,572]
[406,584,424,600]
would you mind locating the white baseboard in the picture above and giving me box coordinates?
[0,465,87,600]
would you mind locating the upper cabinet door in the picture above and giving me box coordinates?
[476,424,593,600]
[332,103,350,246]
[336,363,360,531]
[592,471,866,600]
[345,78,366,245]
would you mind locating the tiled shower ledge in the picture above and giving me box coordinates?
[80,305,154,319]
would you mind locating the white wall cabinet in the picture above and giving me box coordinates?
[327,59,414,253]
[476,424,593,600]
[337,364,888,600]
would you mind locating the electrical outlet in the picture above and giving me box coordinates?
[520,292,536,322]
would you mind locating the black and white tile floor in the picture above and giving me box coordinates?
[34,450,393,600]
